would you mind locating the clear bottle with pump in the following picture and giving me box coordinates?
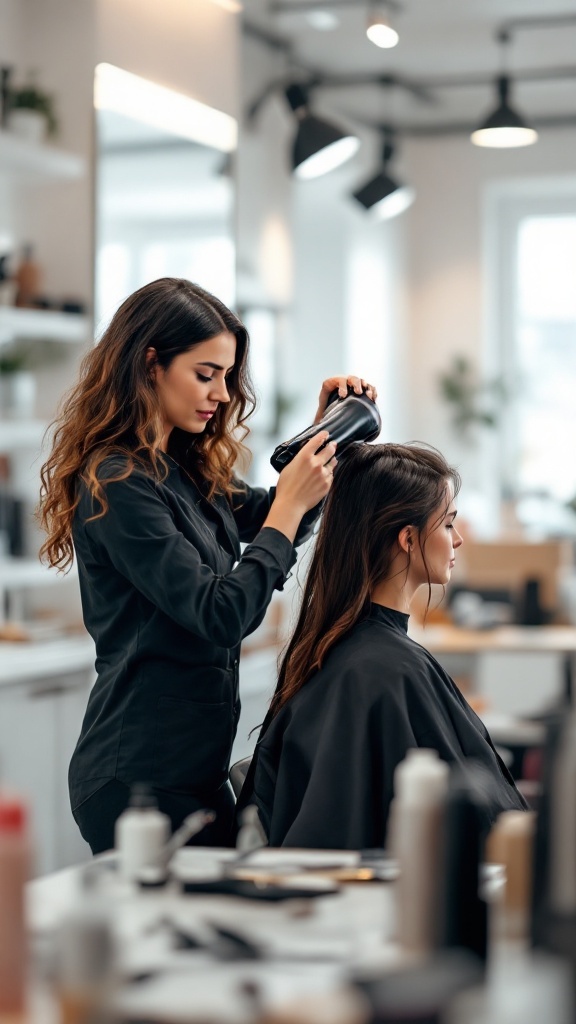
[52,864,117,1024]
[114,783,171,882]
[0,789,31,1016]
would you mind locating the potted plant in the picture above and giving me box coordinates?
[6,77,58,143]
[438,354,508,441]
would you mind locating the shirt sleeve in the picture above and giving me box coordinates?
[231,478,322,547]
[81,470,295,649]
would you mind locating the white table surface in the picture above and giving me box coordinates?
[27,848,403,1023]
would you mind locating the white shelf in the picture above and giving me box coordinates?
[0,634,95,685]
[0,557,77,590]
[0,419,47,448]
[0,129,85,182]
[0,307,90,344]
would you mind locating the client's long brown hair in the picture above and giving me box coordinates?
[38,278,255,570]
[271,442,460,716]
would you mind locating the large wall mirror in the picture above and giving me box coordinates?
[93,64,236,336]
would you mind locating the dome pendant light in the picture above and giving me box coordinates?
[285,83,360,179]
[471,28,538,150]
[352,132,415,220]
[366,1,399,49]
[471,75,537,148]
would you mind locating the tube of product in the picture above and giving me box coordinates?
[486,809,536,943]
[0,789,31,1016]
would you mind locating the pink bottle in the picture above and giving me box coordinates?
[0,792,30,1016]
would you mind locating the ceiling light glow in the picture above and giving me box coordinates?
[94,63,237,153]
[366,3,399,49]
[208,0,243,12]
[366,22,399,48]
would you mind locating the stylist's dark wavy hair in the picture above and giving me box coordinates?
[38,278,255,570]
[271,442,460,715]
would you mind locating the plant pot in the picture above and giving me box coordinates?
[6,109,47,144]
[0,371,36,419]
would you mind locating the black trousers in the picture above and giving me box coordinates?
[72,779,236,854]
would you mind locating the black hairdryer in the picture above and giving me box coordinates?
[270,387,382,472]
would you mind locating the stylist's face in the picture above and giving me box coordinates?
[148,332,236,446]
[413,485,463,587]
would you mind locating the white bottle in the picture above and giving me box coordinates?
[236,804,266,854]
[114,783,171,882]
[392,749,449,955]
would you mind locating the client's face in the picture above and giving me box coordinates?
[414,485,463,586]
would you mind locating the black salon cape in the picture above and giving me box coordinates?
[239,604,527,849]
[69,454,316,818]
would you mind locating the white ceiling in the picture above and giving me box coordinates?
[243,0,576,135]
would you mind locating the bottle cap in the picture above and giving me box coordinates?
[394,749,449,805]
[0,794,26,832]
[128,783,158,810]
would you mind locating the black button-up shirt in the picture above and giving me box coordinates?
[69,456,312,810]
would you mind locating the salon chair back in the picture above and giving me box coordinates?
[229,756,252,798]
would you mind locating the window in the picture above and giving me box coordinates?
[489,184,576,526]
[515,215,576,502]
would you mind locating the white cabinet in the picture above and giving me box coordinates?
[0,664,94,876]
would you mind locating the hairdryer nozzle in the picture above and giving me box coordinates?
[270,388,382,472]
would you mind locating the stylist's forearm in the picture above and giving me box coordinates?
[262,500,308,544]
[263,432,336,543]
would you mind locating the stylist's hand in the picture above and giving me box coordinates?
[263,433,337,544]
[313,375,378,424]
[275,432,337,514]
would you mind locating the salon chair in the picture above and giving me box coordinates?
[229,756,252,799]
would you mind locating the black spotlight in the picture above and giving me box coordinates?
[285,83,360,180]
[352,132,414,219]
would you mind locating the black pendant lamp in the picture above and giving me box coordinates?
[285,83,360,180]
[352,132,414,219]
[471,74,538,148]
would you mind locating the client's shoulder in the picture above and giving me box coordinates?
[319,618,429,698]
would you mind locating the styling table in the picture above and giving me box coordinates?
[27,848,403,1023]
[24,847,521,1024]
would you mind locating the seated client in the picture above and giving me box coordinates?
[238,442,527,849]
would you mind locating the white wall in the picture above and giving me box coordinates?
[97,0,239,120]
[236,33,293,311]
[287,135,412,442]
[402,128,576,529]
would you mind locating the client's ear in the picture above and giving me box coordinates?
[398,526,414,554]
[145,347,158,381]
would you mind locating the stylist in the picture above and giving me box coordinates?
[38,277,376,852]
